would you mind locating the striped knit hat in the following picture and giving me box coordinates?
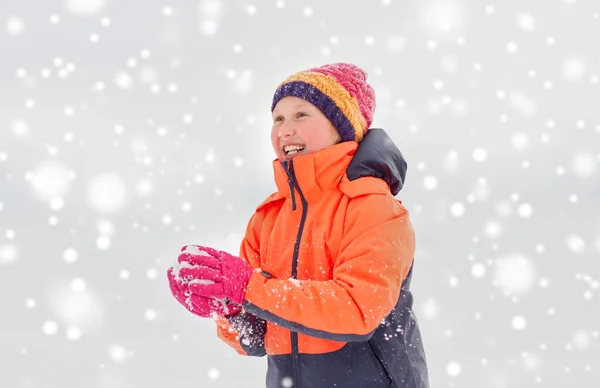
[271,63,376,143]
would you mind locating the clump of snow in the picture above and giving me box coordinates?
[171,259,200,280]
[183,245,212,256]
[189,279,215,285]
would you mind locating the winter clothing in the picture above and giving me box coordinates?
[177,245,254,306]
[271,63,375,143]
[216,129,429,388]
[168,246,245,317]
[168,268,240,317]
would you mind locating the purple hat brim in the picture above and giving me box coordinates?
[271,81,356,142]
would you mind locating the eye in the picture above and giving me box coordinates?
[296,112,307,118]
[273,115,284,122]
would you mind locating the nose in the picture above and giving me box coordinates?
[277,122,295,138]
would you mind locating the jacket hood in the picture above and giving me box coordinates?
[346,128,407,196]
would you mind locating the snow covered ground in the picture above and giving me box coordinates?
[0,0,599,387]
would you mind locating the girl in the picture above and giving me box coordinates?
[168,63,430,388]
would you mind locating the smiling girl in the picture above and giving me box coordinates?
[168,63,430,388]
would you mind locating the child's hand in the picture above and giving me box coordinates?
[175,245,254,306]
[167,258,242,318]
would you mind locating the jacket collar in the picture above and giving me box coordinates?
[273,142,357,204]
[267,128,408,208]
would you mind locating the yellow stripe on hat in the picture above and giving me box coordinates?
[280,71,367,142]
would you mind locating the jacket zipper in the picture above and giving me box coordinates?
[286,160,308,388]
[368,340,397,387]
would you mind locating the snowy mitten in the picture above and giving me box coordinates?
[177,245,254,306]
[167,266,241,318]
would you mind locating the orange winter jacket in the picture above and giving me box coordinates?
[216,131,415,357]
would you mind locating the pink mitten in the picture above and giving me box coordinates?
[167,267,241,318]
[177,245,254,305]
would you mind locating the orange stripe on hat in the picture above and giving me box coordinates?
[275,71,367,142]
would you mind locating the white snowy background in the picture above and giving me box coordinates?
[1,0,599,387]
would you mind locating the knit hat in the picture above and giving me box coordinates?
[271,63,376,143]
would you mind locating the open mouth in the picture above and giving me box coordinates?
[283,145,305,156]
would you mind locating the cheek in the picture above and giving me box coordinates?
[300,128,327,150]
[270,127,280,153]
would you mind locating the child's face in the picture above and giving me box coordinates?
[271,96,342,162]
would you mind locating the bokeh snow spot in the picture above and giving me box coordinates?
[493,255,536,296]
